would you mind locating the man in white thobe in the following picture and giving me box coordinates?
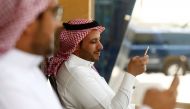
[46,19,179,109]
[0,0,64,109]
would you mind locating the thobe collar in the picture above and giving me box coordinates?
[0,48,43,68]
[66,54,94,68]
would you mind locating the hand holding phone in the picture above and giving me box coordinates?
[144,46,149,56]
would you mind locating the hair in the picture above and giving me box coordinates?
[79,40,83,47]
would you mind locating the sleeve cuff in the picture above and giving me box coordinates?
[120,72,136,91]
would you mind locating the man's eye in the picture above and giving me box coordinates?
[90,40,97,43]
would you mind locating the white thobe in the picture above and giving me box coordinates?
[0,49,63,109]
[56,54,136,109]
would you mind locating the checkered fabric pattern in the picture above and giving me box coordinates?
[0,0,50,55]
[46,19,105,76]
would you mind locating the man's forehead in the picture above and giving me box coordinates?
[84,30,101,40]
[88,29,101,36]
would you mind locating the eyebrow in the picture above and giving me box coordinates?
[90,37,101,42]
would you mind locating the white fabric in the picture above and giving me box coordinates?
[56,54,136,109]
[139,105,152,109]
[0,49,63,109]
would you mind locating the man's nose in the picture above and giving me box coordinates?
[97,41,103,50]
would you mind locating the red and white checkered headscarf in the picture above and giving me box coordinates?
[46,19,105,76]
[0,0,50,55]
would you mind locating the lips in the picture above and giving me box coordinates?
[94,52,101,56]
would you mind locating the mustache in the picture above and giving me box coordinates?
[94,50,102,53]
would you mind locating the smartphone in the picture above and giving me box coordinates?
[144,46,149,56]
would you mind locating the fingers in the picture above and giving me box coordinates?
[168,75,179,98]
[131,55,149,65]
[142,55,149,64]
[169,75,179,91]
[127,55,149,76]
[144,88,177,109]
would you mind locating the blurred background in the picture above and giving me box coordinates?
[59,0,190,108]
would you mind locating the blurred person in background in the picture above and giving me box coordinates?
[0,0,64,109]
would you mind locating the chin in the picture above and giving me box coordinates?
[89,57,99,62]
[94,57,100,61]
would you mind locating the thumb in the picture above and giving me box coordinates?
[169,75,179,92]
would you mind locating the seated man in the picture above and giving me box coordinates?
[46,19,178,109]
